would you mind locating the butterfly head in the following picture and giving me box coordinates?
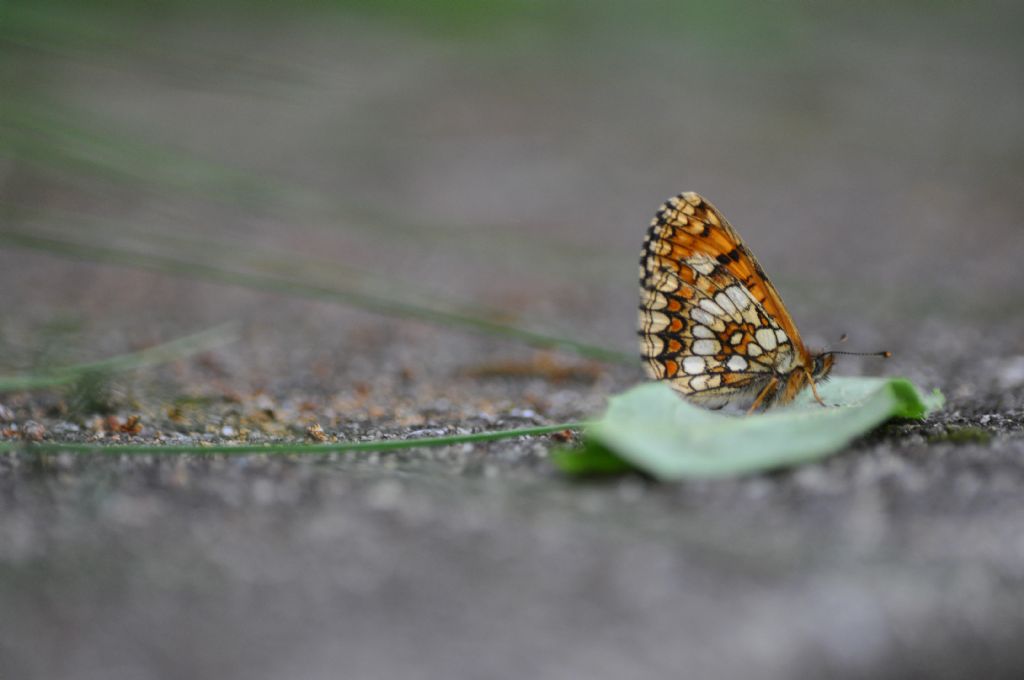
[810,352,835,381]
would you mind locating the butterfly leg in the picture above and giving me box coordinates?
[747,377,779,415]
[805,369,827,407]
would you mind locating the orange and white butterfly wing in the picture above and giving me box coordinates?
[639,192,808,408]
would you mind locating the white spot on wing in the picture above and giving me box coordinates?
[652,270,679,294]
[683,356,705,375]
[727,355,748,371]
[692,339,721,355]
[641,310,670,332]
[691,308,725,331]
[686,256,716,275]
[775,328,788,344]
[755,328,778,351]
[690,308,715,327]
[643,290,668,310]
[693,325,715,339]
[714,292,737,316]
[699,298,726,317]
[689,375,710,391]
[726,285,751,310]
[641,335,663,358]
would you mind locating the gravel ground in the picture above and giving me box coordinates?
[2,4,1024,679]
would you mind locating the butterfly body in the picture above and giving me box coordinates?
[639,192,833,411]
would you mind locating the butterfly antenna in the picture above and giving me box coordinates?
[824,349,892,359]
[826,334,888,358]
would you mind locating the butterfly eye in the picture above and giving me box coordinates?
[813,355,825,375]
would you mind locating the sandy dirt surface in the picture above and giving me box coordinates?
[2,3,1024,678]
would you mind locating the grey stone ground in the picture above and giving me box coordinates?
[2,4,1024,679]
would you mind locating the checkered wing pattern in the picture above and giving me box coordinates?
[639,192,815,409]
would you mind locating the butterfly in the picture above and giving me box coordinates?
[638,191,886,411]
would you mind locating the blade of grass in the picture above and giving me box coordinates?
[2,97,623,277]
[0,323,238,392]
[0,422,587,455]
[0,230,635,364]
[1,203,531,326]
[2,99,298,209]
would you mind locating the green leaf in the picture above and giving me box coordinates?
[550,442,634,476]
[554,377,944,480]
